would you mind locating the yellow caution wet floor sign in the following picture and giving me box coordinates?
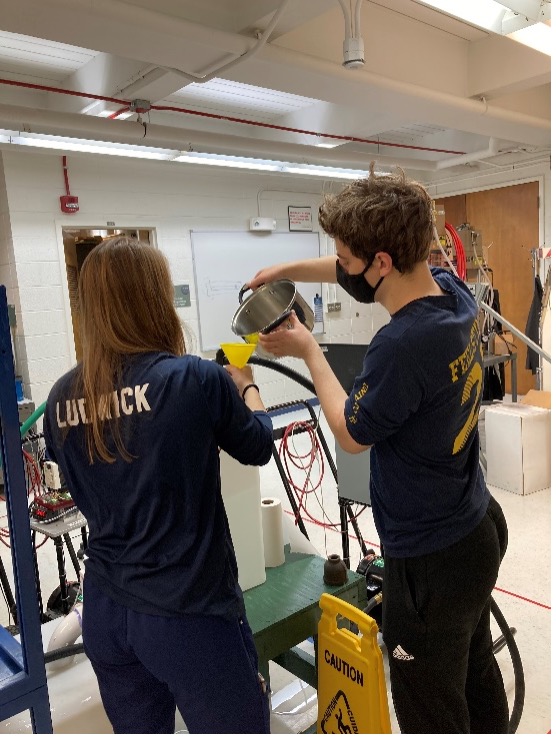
[317,593,391,734]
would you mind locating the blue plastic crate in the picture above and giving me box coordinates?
[0,625,24,685]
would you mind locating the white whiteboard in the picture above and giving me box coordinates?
[191,231,322,351]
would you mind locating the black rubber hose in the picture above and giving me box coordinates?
[44,642,85,664]
[491,597,524,733]
[248,356,316,395]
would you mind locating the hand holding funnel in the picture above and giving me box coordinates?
[219,342,257,369]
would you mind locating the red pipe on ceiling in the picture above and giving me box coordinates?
[0,77,467,156]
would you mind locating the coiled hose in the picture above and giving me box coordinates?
[248,354,525,732]
[491,598,525,733]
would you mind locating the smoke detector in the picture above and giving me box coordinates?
[343,38,365,69]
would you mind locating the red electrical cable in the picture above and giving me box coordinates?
[278,420,367,532]
[62,155,71,197]
[279,421,324,526]
[446,222,467,281]
[0,77,468,156]
[0,449,48,550]
[445,228,458,275]
[109,106,130,120]
[151,103,468,155]
[23,449,42,495]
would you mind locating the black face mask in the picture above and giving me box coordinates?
[336,258,384,304]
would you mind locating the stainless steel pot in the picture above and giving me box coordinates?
[231,280,315,343]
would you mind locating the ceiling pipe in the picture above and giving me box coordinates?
[258,45,550,146]
[0,104,532,174]
[434,138,500,170]
[0,102,439,171]
[24,0,549,146]
[158,0,292,84]
[0,76,468,155]
[59,0,252,57]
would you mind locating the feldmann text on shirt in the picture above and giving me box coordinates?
[448,319,481,383]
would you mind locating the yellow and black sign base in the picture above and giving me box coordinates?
[317,593,391,734]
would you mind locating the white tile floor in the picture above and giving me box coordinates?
[0,397,551,734]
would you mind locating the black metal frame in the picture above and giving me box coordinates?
[267,399,368,568]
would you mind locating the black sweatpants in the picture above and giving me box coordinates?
[381,495,509,733]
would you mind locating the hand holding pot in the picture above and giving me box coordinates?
[258,311,318,360]
[247,264,288,290]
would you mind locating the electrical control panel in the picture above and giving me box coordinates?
[30,491,76,523]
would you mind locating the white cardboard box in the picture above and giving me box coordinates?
[485,404,551,495]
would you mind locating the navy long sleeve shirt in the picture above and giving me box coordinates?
[44,353,273,619]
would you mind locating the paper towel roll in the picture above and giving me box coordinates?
[261,497,286,567]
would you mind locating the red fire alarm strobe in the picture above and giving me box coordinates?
[60,194,79,213]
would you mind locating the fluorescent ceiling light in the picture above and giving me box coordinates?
[0,131,176,160]
[173,152,282,171]
[175,153,373,179]
[0,130,378,180]
[283,164,370,179]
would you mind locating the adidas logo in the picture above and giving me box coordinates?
[393,645,414,661]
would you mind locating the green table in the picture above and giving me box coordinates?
[244,547,367,690]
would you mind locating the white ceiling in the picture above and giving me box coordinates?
[0,0,551,181]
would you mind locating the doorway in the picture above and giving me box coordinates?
[61,227,154,362]
[441,182,541,396]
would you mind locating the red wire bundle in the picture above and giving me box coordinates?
[279,421,326,527]
[0,450,47,549]
[278,420,366,532]
[446,222,467,281]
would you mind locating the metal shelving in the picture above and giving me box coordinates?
[0,286,52,731]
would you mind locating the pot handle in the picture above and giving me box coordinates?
[238,284,251,304]
[238,283,264,304]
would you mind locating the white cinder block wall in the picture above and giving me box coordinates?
[0,150,550,411]
[0,148,392,412]
[0,159,15,305]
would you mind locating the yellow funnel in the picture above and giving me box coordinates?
[220,343,257,369]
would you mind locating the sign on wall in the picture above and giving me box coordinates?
[288,206,313,231]
[174,284,191,307]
